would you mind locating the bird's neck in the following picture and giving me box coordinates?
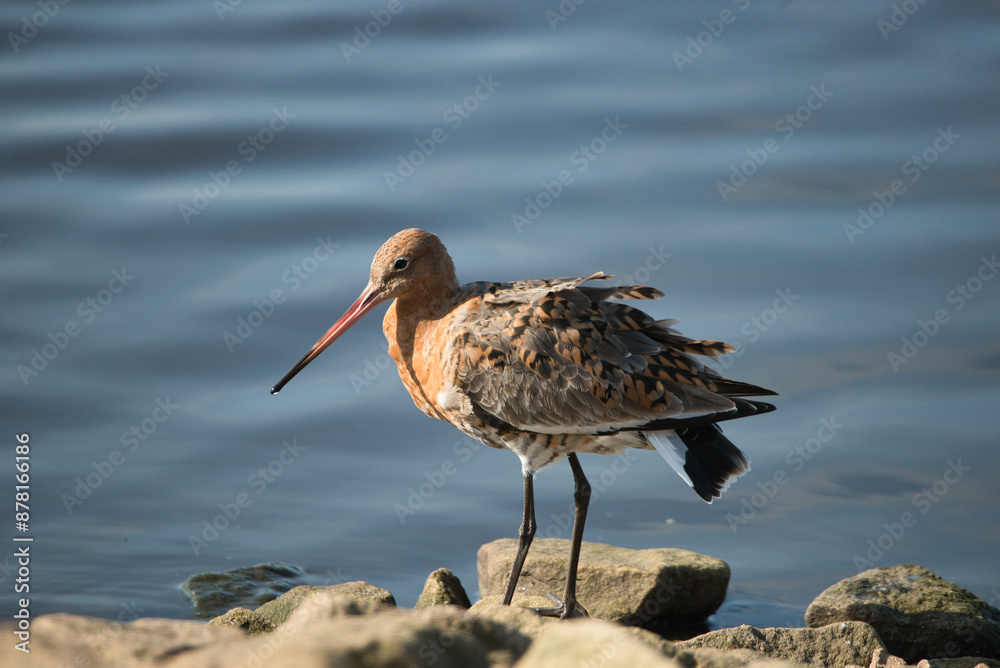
[382,279,459,422]
[385,278,459,353]
[401,284,456,323]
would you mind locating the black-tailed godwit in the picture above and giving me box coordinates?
[271,228,776,619]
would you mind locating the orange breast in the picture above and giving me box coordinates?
[382,300,455,422]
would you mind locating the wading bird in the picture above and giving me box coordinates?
[271,228,776,619]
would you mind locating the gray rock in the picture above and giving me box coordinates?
[469,595,559,639]
[514,618,802,668]
[804,565,1000,662]
[188,597,532,668]
[676,621,887,667]
[0,605,833,668]
[472,594,568,614]
[275,593,406,635]
[254,581,395,627]
[208,607,275,635]
[1,601,531,668]
[478,538,730,629]
[416,568,473,609]
[670,645,806,668]
[0,612,243,667]
[844,647,999,668]
[929,659,999,668]
[513,618,683,667]
[27,561,1000,668]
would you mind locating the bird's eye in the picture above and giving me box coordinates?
[393,257,409,271]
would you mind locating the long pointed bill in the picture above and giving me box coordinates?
[270,284,385,395]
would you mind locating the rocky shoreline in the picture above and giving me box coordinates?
[4,540,999,667]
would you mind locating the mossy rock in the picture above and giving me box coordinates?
[254,581,395,627]
[677,621,886,667]
[478,538,730,630]
[207,607,275,635]
[805,565,1000,662]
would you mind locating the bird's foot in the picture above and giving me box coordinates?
[528,593,589,620]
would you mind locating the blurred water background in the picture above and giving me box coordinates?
[2,0,998,626]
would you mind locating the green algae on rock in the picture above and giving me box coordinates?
[181,562,307,618]
[416,567,473,609]
[805,565,1000,663]
[478,538,730,629]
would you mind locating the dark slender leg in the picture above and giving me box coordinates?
[560,453,591,619]
[530,453,592,619]
[502,472,536,605]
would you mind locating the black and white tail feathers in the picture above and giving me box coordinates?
[645,399,776,503]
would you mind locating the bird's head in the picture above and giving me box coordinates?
[368,228,457,302]
[270,228,456,394]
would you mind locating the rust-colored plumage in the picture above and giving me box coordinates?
[272,228,777,619]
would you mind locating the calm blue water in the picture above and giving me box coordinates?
[2,0,998,627]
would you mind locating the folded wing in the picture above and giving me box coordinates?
[453,274,775,436]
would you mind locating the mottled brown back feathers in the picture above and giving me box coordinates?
[448,274,773,434]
